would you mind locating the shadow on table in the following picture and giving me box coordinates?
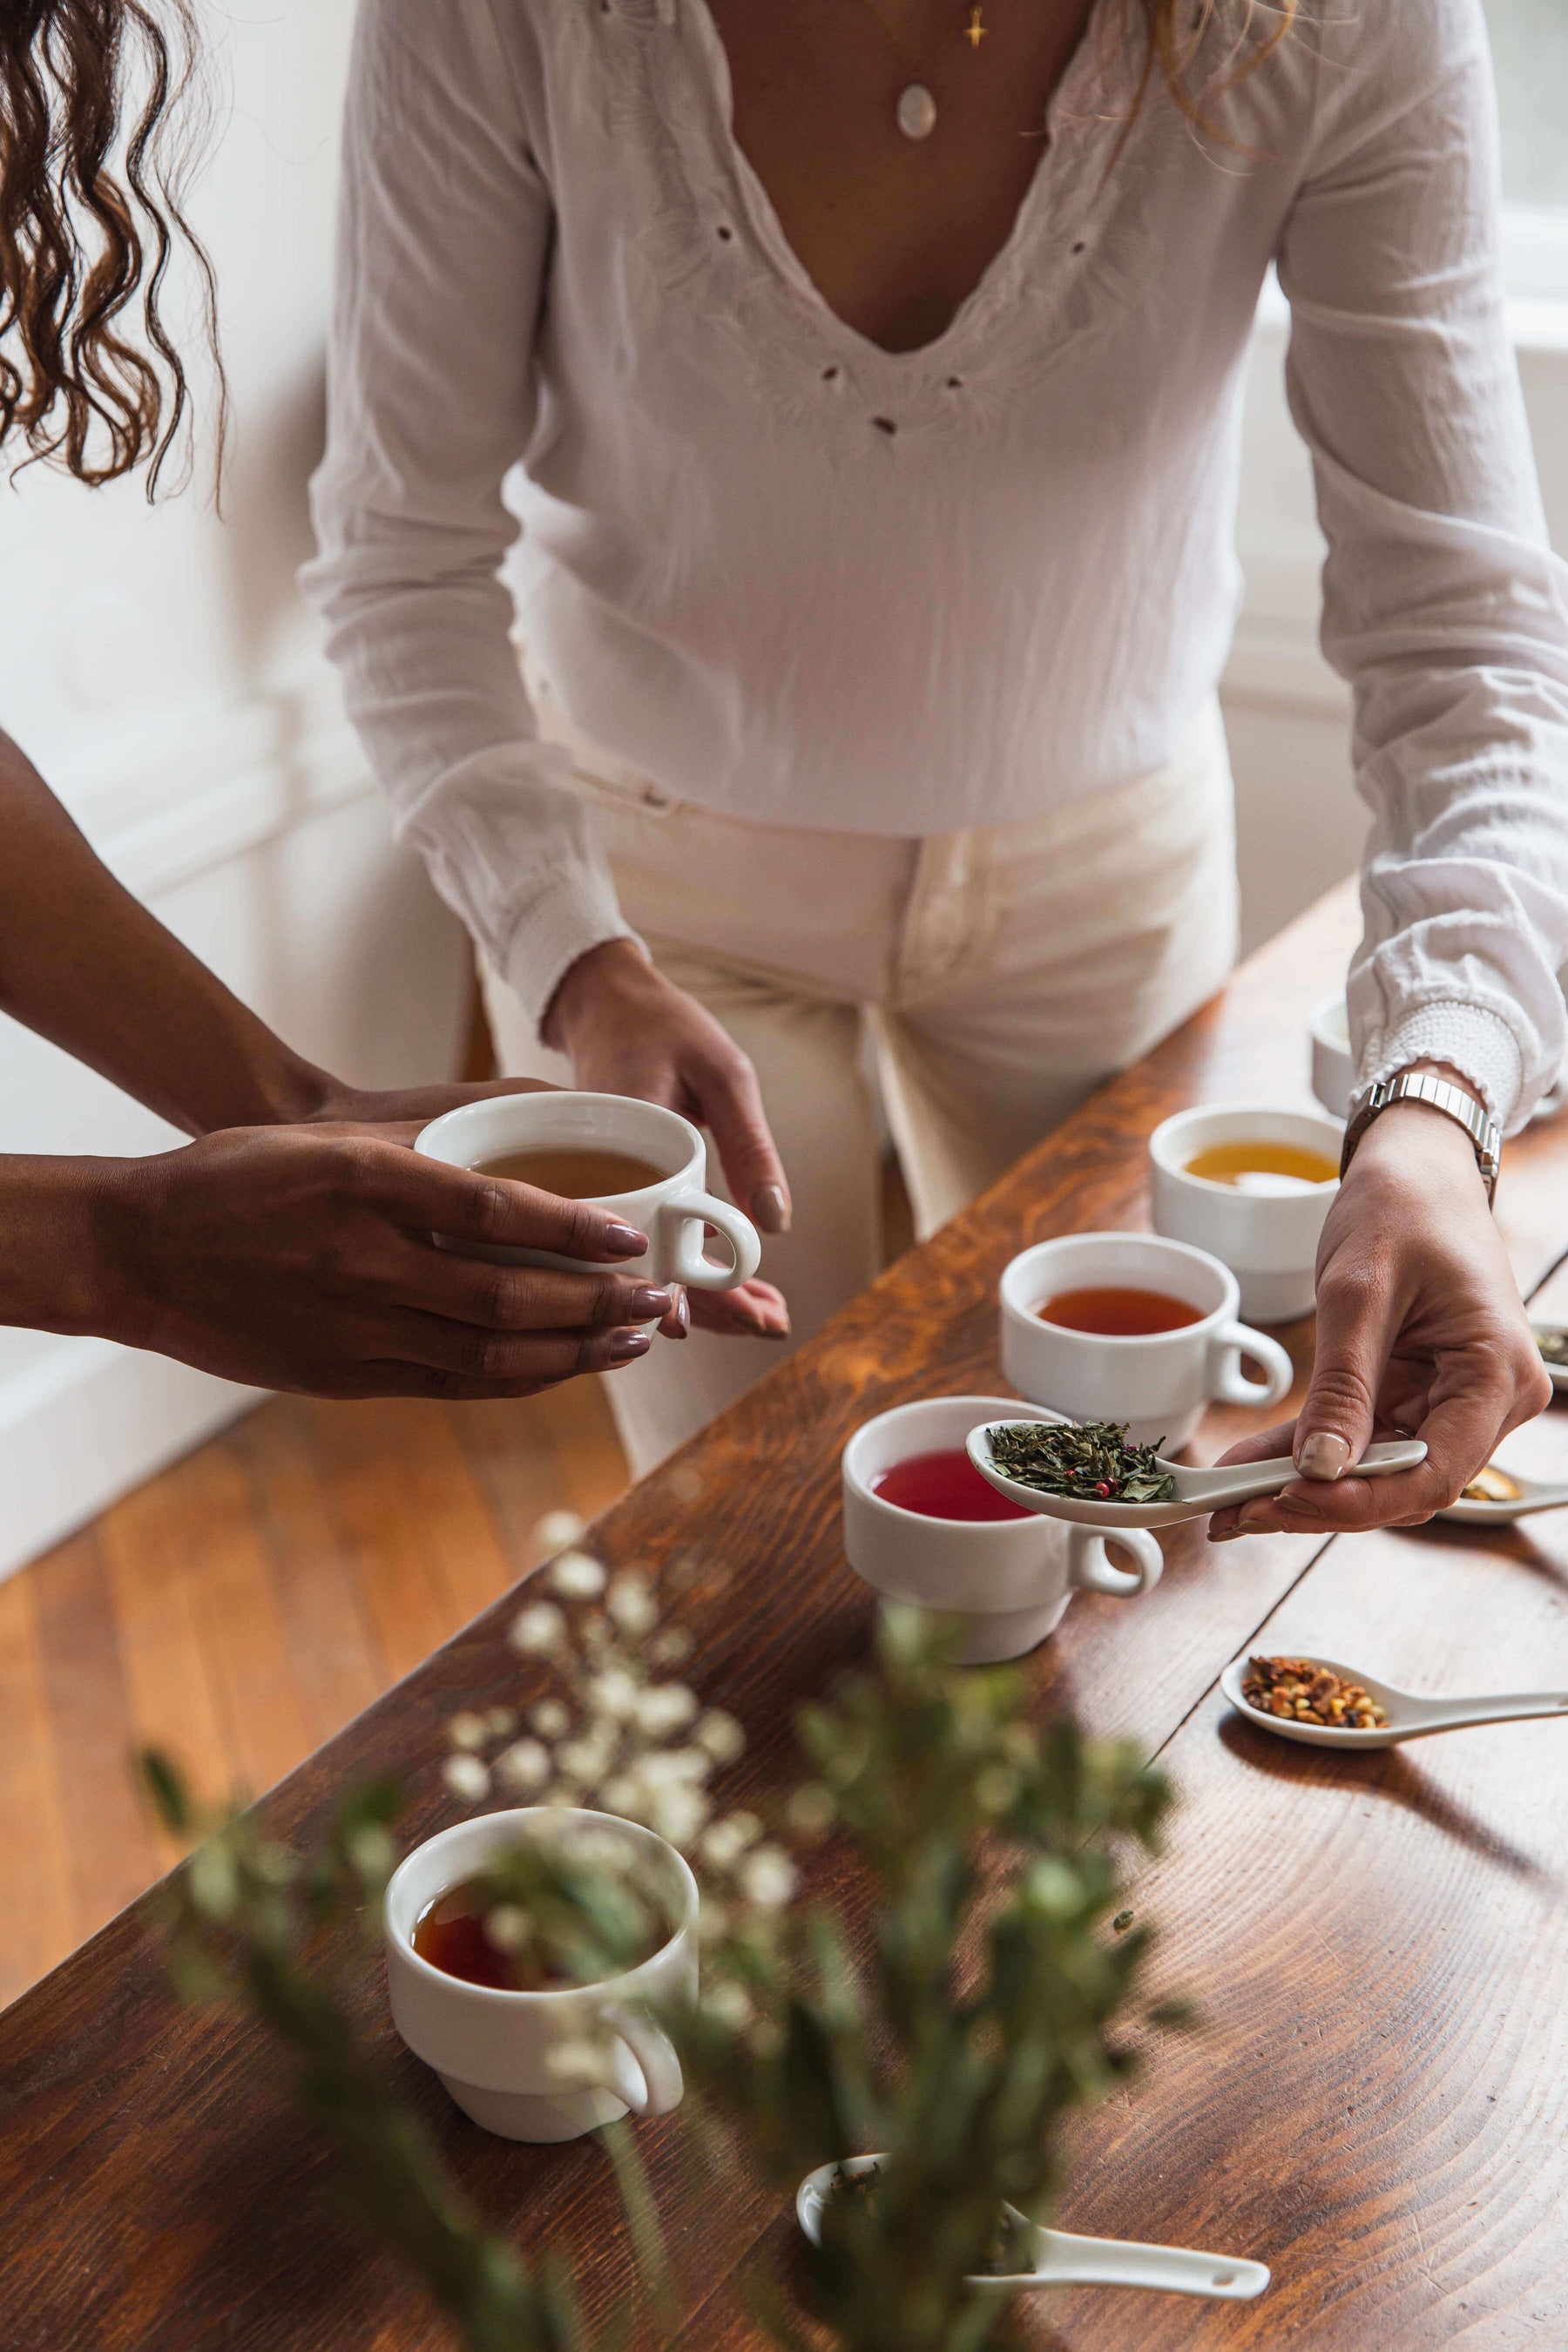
[1214,1713,1553,1886]
[1396,1516,1568,1595]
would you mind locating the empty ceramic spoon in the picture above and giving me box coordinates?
[1221,1652,1568,1751]
[966,1423,1427,1531]
[1532,1321,1568,1396]
[1437,1461,1568,1525]
[795,2159,1268,2301]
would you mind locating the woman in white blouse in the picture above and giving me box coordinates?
[309,0,1567,1530]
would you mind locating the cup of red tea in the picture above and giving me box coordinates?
[1150,1103,1344,1324]
[841,1396,1165,1664]
[999,1234,1293,1451]
[384,1808,697,2142]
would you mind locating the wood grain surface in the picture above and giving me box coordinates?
[1,879,1565,2352]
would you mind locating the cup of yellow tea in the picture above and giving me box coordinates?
[415,1092,760,1295]
[1149,1104,1344,1325]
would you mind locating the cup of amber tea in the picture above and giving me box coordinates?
[416,1091,760,1294]
[841,1395,1164,1662]
[999,1233,1294,1451]
[1149,1103,1344,1324]
[384,1808,698,2142]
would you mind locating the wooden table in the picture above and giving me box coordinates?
[3,881,1566,2351]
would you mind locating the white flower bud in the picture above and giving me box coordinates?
[486,1707,518,1740]
[693,1708,745,1765]
[587,1668,640,1720]
[702,1982,754,2031]
[509,1601,565,1655]
[550,1549,607,1600]
[699,1811,762,1871]
[544,2037,612,2087]
[739,1846,797,1909]
[606,1574,659,1636]
[531,1698,571,1740]
[648,1782,710,1850]
[442,1754,490,1803]
[536,1509,586,1552]
[668,1466,704,1504]
[446,1711,490,1753]
[635,1683,699,1736]
[485,1903,531,1951]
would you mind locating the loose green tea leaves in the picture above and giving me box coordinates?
[988,1421,1176,1504]
[1536,1327,1568,1369]
[823,2166,1034,2277]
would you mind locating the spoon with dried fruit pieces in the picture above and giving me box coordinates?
[1221,1652,1568,1752]
[795,2159,1270,2301]
[966,1421,1426,1531]
[1436,1460,1568,1525]
[1533,1321,1568,1395]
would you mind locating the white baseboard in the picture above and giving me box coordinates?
[0,1338,260,1584]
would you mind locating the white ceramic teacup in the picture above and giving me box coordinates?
[1308,995,1354,1120]
[1149,1103,1344,1325]
[998,1233,1294,1451]
[415,1092,760,1295]
[384,1808,698,2143]
[841,1396,1165,1664]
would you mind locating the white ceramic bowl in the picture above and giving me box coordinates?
[1148,1103,1343,1325]
[1308,994,1353,1120]
[384,1808,698,2142]
[998,1234,1294,1451]
[841,1395,1163,1663]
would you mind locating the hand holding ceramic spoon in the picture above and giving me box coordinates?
[1207,1085,1552,1540]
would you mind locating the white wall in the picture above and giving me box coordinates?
[0,2,469,1577]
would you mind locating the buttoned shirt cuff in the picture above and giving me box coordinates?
[495,865,646,1038]
[1363,1001,1524,1132]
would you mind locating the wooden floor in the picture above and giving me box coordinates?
[0,1380,628,2012]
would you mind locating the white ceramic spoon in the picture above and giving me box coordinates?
[1436,1463,1568,1525]
[1220,1653,1568,1752]
[966,1423,1427,1531]
[1532,1321,1568,1396]
[795,2159,1268,2302]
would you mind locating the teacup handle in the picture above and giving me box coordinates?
[666,1189,762,1291]
[1207,1321,1294,1413]
[1068,1526,1165,1599]
[603,2004,685,2118]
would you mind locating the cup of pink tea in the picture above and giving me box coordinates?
[841,1396,1164,1664]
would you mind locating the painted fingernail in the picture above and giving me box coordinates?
[1208,1527,1243,1544]
[628,1287,672,1322]
[606,1223,649,1255]
[750,1185,791,1236]
[608,1329,652,1363]
[1296,1432,1352,1482]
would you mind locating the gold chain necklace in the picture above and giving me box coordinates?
[849,0,989,141]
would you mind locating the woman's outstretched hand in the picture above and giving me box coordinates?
[1208,1086,1551,1539]
[543,938,792,1341]
[43,1129,679,1401]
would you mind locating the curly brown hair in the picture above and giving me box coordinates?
[0,0,222,494]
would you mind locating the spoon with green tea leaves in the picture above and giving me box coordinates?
[967,1420,1426,1531]
[796,2159,1269,2301]
[1222,1652,1568,1752]
[1533,1322,1568,1395]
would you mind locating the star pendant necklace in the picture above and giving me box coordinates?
[850,0,989,142]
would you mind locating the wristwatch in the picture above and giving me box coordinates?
[1341,1070,1502,1205]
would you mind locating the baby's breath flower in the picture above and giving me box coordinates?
[700,1812,761,1871]
[545,2037,612,2087]
[650,1627,693,1666]
[486,1707,518,1740]
[785,1783,835,1835]
[636,1683,698,1736]
[600,1773,644,1821]
[639,1746,708,1787]
[693,1707,745,1765]
[739,1846,797,1909]
[485,1904,530,1951]
[701,1981,754,2031]
[446,1711,490,1753]
[531,1698,571,1740]
[587,1667,640,1721]
[510,1601,565,1655]
[559,1729,618,1786]
[442,1754,490,1803]
[496,1738,551,1794]
[550,1549,606,1600]
[536,1509,586,1552]
[647,1782,710,1850]
[668,1465,704,1504]
[606,1573,658,1636]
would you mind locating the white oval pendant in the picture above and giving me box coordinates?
[896,83,937,140]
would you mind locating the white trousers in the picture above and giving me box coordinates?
[484,700,1240,1477]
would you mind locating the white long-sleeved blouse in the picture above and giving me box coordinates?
[305,0,1568,1127]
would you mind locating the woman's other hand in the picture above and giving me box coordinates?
[1208,1082,1551,1538]
[541,938,791,1340]
[66,1130,677,1400]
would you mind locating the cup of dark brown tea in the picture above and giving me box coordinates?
[415,1092,760,1297]
[841,1396,1164,1662]
[1149,1104,1344,1324]
[999,1233,1293,1450]
[385,1808,698,2142]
